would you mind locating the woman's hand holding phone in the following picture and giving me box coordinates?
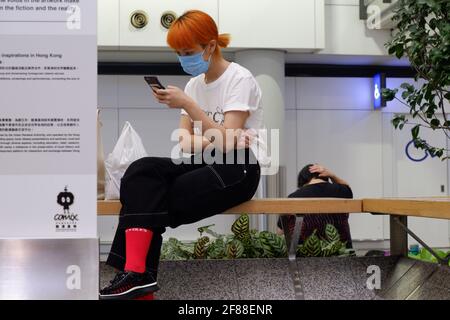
[153,86,193,110]
[144,76,194,110]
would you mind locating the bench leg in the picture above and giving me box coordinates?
[391,215,450,265]
[390,215,408,256]
[281,214,304,300]
[280,215,303,261]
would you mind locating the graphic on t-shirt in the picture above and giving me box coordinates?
[204,107,224,125]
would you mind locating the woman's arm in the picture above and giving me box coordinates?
[178,115,212,153]
[155,86,250,153]
[183,99,249,152]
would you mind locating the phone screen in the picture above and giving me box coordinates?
[144,76,165,92]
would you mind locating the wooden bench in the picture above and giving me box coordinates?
[98,197,450,262]
[98,198,363,266]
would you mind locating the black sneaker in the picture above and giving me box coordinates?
[99,271,159,300]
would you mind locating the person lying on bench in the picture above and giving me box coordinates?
[277,164,353,248]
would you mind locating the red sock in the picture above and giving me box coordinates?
[124,228,153,273]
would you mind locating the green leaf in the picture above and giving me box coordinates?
[259,232,287,257]
[161,238,194,260]
[226,239,244,259]
[382,88,398,102]
[395,44,405,59]
[402,90,412,100]
[400,83,414,91]
[430,118,440,128]
[324,224,340,243]
[197,224,220,238]
[388,45,397,55]
[321,240,343,257]
[411,125,420,139]
[207,237,226,259]
[419,248,437,263]
[193,236,210,259]
[231,214,250,240]
[197,224,215,234]
[258,231,276,258]
[299,230,322,257]
[428,18,437,30]
[392,114,407,130]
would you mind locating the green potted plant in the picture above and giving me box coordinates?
[409,246,450,266]
[382,0,450,159]
[161,214,352,260]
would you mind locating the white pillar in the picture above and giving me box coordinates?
[235,50,286,231]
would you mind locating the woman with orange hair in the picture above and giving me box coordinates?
[100,10,266,300]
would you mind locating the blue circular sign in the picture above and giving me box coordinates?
[405,140,428,162]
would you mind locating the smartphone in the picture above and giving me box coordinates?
[144,76,165,92]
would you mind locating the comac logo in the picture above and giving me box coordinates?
[55,186,78,232]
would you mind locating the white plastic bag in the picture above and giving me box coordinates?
[104,121,148,200]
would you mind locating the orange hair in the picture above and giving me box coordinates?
[167,10,230,57]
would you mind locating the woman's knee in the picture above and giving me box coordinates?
[120,158,158,194]
[125,157,157,174]
[122,157,166,183]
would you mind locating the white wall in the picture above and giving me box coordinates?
[98,0,396,61]
[320,0,391,56]
[99,75,450,248]
[219,0,323,51]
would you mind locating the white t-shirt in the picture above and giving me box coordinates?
[181,62,269,166]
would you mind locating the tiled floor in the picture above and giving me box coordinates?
[100,256,450,300]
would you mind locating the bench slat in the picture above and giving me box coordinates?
[98,198,450,219]
[97,198,363,215]
[363,198,450,219]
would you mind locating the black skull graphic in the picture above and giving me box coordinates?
[57,186,74,214]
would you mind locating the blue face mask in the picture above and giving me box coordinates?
[177,49,211,77]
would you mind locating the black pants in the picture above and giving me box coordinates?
[106,148,261,276]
